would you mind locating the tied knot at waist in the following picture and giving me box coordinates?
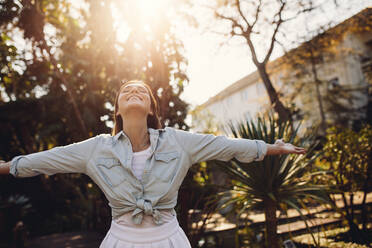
[132,198,163,225]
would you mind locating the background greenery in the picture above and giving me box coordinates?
[0,1,371,248]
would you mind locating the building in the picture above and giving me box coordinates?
[192,8,372,135]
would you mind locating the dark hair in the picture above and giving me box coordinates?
[112,80,162,135]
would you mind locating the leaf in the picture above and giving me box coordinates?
[214,112,330,245]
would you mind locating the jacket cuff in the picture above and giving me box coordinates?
[10,156,24,177]
[254,140,267,161]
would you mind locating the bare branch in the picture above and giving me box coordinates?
[275,38,287,54]
[214,11,245,35]
[234,0,251,29]
[215,12,240,27]
[263,1,286,64]
[215,33,236,55]
[250,0,262,30]
[245,37,260,66]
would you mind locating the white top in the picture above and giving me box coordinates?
[115,145,176,227]
[131,145,152,180]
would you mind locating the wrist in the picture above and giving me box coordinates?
[266,143,284,155]
[0,161,10,175]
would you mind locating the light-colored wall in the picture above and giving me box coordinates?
[192,26,372,134]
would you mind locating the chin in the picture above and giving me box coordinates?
[123,104,149,115]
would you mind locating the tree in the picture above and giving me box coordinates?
[186,0,329,123]
[0,0,190,240]
[214,114,331,248]
[280,8,372,133]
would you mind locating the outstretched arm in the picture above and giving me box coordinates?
[169,127,267,165]
[169,127,306,166]
[3,135,99,178]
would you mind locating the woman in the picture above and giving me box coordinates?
[0,80,306,247]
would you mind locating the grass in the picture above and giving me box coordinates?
[292,225,372,248]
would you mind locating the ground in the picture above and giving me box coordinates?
[26,231,105,248]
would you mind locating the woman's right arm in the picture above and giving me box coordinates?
[0,161,10,175]
[2,135,99,178]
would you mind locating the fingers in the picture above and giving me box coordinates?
[276,140,307,154]
[285,145,306,154]
[294,147,306,154]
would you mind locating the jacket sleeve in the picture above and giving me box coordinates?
[10,135,99,178]
[169,127,267,165]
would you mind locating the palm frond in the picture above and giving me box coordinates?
[211,113,330,246]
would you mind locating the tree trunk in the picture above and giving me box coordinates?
[341,192,363,242]
[350,193,354,222]
[256,64,292,124]
[361,189,368,231]
[41,43,89,139]
[309,49,327,134]
[264,197,279,248]
[361,154,371,231]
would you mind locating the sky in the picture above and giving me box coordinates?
[178,1,371,108]
[2,0,370,112]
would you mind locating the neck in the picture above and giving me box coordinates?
[121,113,150,152]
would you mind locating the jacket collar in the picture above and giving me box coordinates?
[112,127,165,145]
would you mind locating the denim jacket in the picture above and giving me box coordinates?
[10,127,267,225]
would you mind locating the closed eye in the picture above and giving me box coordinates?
[122,87,148,94]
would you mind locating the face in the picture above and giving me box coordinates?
[117,83,153,117]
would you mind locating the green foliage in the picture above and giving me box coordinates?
[314,124,372,243]
[0,0,190,240]
[294,226,372,248]
[213,113,331,247]
[315,124,371,192]
[276,8,372,133]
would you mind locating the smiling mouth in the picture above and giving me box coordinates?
[128,96,141,100]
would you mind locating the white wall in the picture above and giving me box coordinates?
[192,29,372,134]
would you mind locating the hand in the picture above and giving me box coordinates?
[274,139,307,155]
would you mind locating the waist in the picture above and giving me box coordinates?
[114,209,176,228]
[109,215,179,242]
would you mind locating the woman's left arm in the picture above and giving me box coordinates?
[266,139,306,155]
[169,127,306,165]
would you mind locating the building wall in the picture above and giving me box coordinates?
[192,20,372,134]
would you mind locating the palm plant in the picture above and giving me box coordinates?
[214,114,331,248]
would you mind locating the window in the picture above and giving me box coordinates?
[256,82,265,95]
[225,97,232,106]
[241,89,248,100]
[328,77,340,90]
[365,39,372,50]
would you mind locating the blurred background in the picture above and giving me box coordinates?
[0,0,371,247]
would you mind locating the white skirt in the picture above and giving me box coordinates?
[99,217,192,248]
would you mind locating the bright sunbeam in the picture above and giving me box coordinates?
[111,5,131,44]
[111,0,173,44]
[135,0,171,18]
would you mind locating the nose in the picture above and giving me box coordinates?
[129,87,139,93]
[129,86,146,94]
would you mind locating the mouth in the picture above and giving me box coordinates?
[127,95,142,101]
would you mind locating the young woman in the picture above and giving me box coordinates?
[0,80,306,247]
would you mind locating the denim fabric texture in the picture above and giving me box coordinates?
[10,127,267,225]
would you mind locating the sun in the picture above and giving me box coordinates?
[136,0,169,18]
[111,0,173,43]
